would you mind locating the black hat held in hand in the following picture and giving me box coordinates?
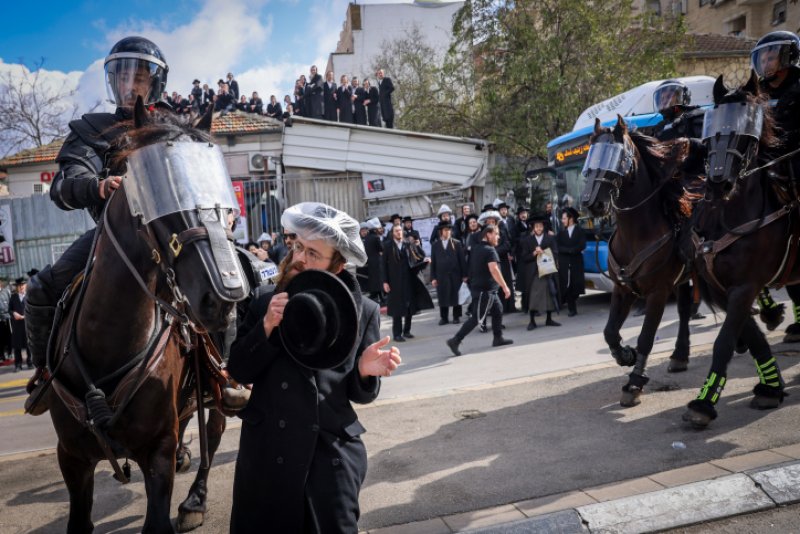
[278,270,358,370]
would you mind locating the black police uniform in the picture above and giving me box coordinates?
[25,108,131,367]
[761,67,800,177]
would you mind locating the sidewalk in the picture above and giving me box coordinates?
[364,447,800,533]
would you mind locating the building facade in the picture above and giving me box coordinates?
[326,0,463,82]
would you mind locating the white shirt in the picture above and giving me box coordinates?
[441,239,450,250]
[535,234,544,246]
[567,225,575,238]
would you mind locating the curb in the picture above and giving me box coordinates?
[365,450,800,534]
[463,461,800,533]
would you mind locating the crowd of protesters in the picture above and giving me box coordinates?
[349,200,589,355]
[161,65,395,128]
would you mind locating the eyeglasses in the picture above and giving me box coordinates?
[291,241,332,264]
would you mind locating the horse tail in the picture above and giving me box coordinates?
[693,272,720,320]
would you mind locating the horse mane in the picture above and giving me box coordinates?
[721,83,779,151]
[111,110,215,168]
[628,130,696,219]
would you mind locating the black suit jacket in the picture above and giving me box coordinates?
[379,77,395,120]
[366,86,381,126]
[305,74,324,118]
[228,270,380,533]
[336,86,353,123]
[323,81,338,121]
[353,87,367,125]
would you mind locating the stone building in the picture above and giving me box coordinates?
[636,0,799,39]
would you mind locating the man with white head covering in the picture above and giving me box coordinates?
[228,202,401,533]
[430,204,453,246]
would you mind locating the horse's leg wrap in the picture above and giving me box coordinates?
[783,285,800,342]
[757,289,785,331]
[751,356,787,409]
[683,372,724,428]
[620,371,649,408]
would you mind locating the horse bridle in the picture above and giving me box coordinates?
[102,188,227,341]
[591,136,667,213]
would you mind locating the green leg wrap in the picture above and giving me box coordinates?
[793,301,800,324]
[696,372,726,405]
[754,357,783,388]
[757,289,778,311]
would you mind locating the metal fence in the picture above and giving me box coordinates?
[0,195,95,279]
[234,172,364,244]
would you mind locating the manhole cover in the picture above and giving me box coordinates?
[455,410,486,420]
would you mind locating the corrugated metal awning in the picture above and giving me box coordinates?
[281,117,489,187]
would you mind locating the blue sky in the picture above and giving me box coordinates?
[0,0,408,113]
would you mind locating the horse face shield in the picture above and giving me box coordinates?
[581,141,633,213]
[125,142,249,303]
[703,102,763,192]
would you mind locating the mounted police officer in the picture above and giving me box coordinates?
[24,36,169,411]
[751,31,800,342]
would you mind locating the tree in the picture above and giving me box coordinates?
[0,59,83,157]
[451,0,687,164]
[371,25,477,137]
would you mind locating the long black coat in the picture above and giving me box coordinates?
[305,74,325,119]
[382,240,433,317]
[366,86,381,126]
[430,239,466,308]
[336,86,353,123]
[378,77,394,124]
[364,232,384,293]
[557,225,587,300]
[353,87,368,125]
[227,270,381,533]
[323,81,338,121]
[9,292,25,349]
[519,233,559,312]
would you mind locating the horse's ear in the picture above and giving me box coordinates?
[742,69,759,96]
[594,118,603,136]
[133,96,149,128]
[194,102,214,132]
[713,75,727,103]
[613,114,627,139]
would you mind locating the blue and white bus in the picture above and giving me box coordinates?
[527,76,716,292]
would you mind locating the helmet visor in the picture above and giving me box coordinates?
[581,142,632,177]
[751,41,794,79]
[105,57,165,107]
[701,102,763,140]
[653,83,687,112]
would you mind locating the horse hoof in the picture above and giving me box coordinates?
[620,390,642,407]
[176,511,205,532]
[667,359,688,373]
[681,408,712,429]
[612,346,637,367]
[176,449,192,474]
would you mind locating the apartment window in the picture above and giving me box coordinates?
[773,1,787,25]
[646,0,662,15]
[727,15,746,37]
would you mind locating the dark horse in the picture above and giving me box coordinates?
[683,72,792,428]
[41,99,248,532]
[581,116,697,407]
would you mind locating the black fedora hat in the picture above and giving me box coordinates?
[530,213,549,224]
[437,221,453,232]
[516,205,529,215]
[402,216,413,222]
[192,79,201,84]
[278,270,358,370]
[389,213,402,222]
[27,268,39,278]
[14,276,27,286]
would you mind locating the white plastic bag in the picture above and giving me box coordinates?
[458,282,472,306]
[537,248,558,277]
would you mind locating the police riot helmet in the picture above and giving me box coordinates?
[653,79,691,113]
[751,31,800,81]
[104,36,168,107]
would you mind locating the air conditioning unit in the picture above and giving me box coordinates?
[248,153,268,173]
[33,183,50,195]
